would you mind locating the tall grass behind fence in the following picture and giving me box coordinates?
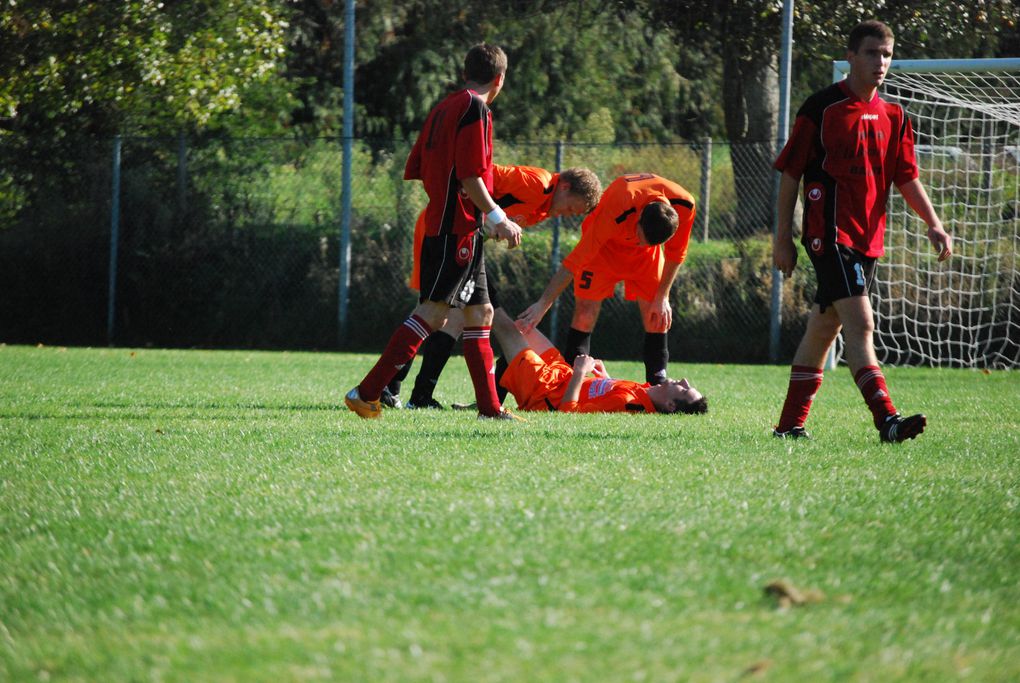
[1,134,801,362]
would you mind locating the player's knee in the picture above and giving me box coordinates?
[572,301,600,330]
[464,303,494,327]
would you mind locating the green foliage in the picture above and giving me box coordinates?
[2,345,1019,680]
[0,0,294,136]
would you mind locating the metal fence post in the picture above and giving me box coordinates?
[769,0,795,363]
[107,135,122,347]
[699,137,712,242]
[549,140,565,344]
[337,0,355,346]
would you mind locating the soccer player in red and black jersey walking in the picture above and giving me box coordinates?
[772,20,953,443]
[345,44,524,420]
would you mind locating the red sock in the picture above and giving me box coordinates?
[463,326,501,416]
[776,365,824,431]
[854,365,897,428]
[358,315,432,400]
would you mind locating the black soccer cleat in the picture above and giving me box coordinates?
[406,397,444,410]
[879,413,926,443]
[773,426,811,440]
[380,386,402,409]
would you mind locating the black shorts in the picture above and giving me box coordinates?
[419,232,490,308]
[807,242,877,312]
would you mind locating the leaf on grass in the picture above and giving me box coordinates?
[741,659,773,677]
[763,579,824,608]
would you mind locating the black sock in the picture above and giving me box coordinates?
[563,327,592,365]
[494,356,510,404]
[643,332,668,385]
[410,330,457,403]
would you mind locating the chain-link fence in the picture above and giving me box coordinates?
[1,134,813,362]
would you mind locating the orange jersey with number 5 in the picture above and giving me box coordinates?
[562,173,695,276]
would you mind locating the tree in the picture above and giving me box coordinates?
[284,0,708,142]
[0,1,294,138]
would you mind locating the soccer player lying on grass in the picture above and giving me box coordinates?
[491,309,708,414]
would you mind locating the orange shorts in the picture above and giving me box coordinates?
[571,247,665,301]
[500,347,572,411]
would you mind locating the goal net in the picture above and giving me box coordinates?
[832,58,1020,368]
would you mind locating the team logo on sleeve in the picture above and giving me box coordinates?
[811,238,823,254]
[807,184,823,202]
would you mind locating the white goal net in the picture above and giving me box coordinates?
[833,58,1020,368]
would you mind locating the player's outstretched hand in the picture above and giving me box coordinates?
[493,219,523,249]
[773,237,798,278]
[591,358,609,379]
[928,224,953,262]
[516,301,548,333]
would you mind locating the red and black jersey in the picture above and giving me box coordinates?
[405,89,494,237]
[775,80,919,258]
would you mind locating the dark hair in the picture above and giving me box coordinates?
[559,167,602,212]
[848,20,894,52]
[675,396,708,415]
[464,44,507,85]
[639,201,679,246]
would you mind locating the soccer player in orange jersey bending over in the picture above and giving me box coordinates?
[772,20,952,442]
[518,173,696,386]
[383,163,602,409]
[490,309,707,415]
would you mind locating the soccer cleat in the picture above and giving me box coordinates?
[406,397,444,410]
[450,401,478,411]
[773,426,811,439]
[879,413,926,443]
[380,386,402,409]
[478,408,527,422]
[345,387,382,419]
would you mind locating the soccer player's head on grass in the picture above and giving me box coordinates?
[647,377,708,415]
[464,44,508,104]
[637,201,680,246]
[550,168,602,218]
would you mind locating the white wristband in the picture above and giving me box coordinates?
[486,206,507,226]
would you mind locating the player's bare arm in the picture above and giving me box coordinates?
[897,178,953,261]
[517,265,573,333]
[560,354,598,408]
[461,176,523,248]
[773,172,801,277]
[645,260,681,332]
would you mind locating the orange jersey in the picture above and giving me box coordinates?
[501,348,656,414]
[562,174,695,278]
[409,165,560,290]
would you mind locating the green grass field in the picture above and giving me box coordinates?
[2,344,1018,681]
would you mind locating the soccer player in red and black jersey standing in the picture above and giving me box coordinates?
[345,44,524,420]
[772,20,953,443]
